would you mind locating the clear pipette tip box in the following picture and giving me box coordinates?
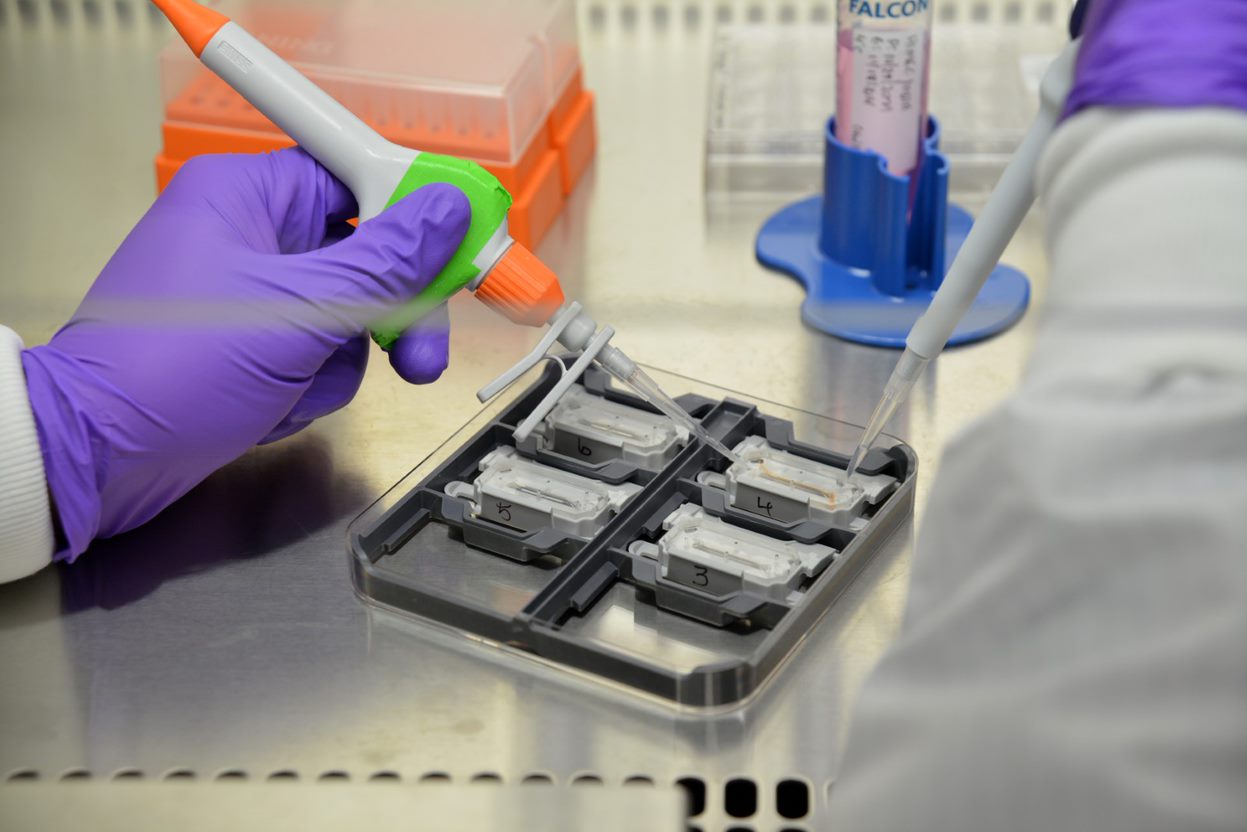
[159,0,578,165]
[155,0,594,248]
[348,361,916,708]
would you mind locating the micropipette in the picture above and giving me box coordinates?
[845,39,1080,477]
[152,0,737,463]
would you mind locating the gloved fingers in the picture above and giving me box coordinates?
[259,148,359,255]
[259,333,370,444]
[162,149,358,257]
[1062,0,1247,119]
[388,304,451,385]
[290,182,471,331]
[320,220,356,249]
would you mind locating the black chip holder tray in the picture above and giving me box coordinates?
[348,362,916,708]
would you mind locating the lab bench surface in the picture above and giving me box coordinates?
[0,1,1050,827]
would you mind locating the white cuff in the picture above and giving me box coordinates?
[0,326,54,582]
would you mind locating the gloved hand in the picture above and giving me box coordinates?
[21,148,470,560]
[1064,0,1247,117]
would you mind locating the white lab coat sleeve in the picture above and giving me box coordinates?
[0,325,55,583]
[828,107,1247,831]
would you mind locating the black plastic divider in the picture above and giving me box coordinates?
[516,398,759,626]
[356,489,431,562]
[348,362,918,707]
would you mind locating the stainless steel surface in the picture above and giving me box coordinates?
[0,0,1049,826]
[1,783,685,831]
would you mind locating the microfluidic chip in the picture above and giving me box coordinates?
[699,436,895,528]
[446,447,641,537]
[524,385,689,471]
[628,504,837,602]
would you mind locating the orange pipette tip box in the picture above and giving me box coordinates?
[551,89,596,196]
[157,0,566,166]
[154,0,593,249]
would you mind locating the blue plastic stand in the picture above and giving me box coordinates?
[755,117,1030,348]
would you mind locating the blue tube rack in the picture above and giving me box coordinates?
[755,117,1030,348]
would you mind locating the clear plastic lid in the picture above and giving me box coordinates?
[159,0,580,164]
[527,0,580,108]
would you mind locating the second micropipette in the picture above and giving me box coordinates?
[845,40,1080,476]
[151,0,738,463]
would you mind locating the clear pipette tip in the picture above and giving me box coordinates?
[601,358,741,464]
[845,347,929,478]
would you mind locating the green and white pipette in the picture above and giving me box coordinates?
[153,0,739,462]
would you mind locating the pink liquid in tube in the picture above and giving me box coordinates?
[836,0,933,178]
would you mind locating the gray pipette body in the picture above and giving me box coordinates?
[846,40,1080,477]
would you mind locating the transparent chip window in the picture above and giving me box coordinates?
[699,436,895,529]
[446,447,641,538]
[525,386,689,471]
[628,504,837,603]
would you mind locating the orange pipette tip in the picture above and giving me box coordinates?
[151,0,230,57]
[476,244,566,327]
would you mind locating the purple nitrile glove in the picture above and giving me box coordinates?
[1064,0,1247,119]
[21,148,470,560]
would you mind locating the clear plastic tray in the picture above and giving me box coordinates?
[347,362,916,709]
[159,0,579,164]
[705,4,1071,197]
